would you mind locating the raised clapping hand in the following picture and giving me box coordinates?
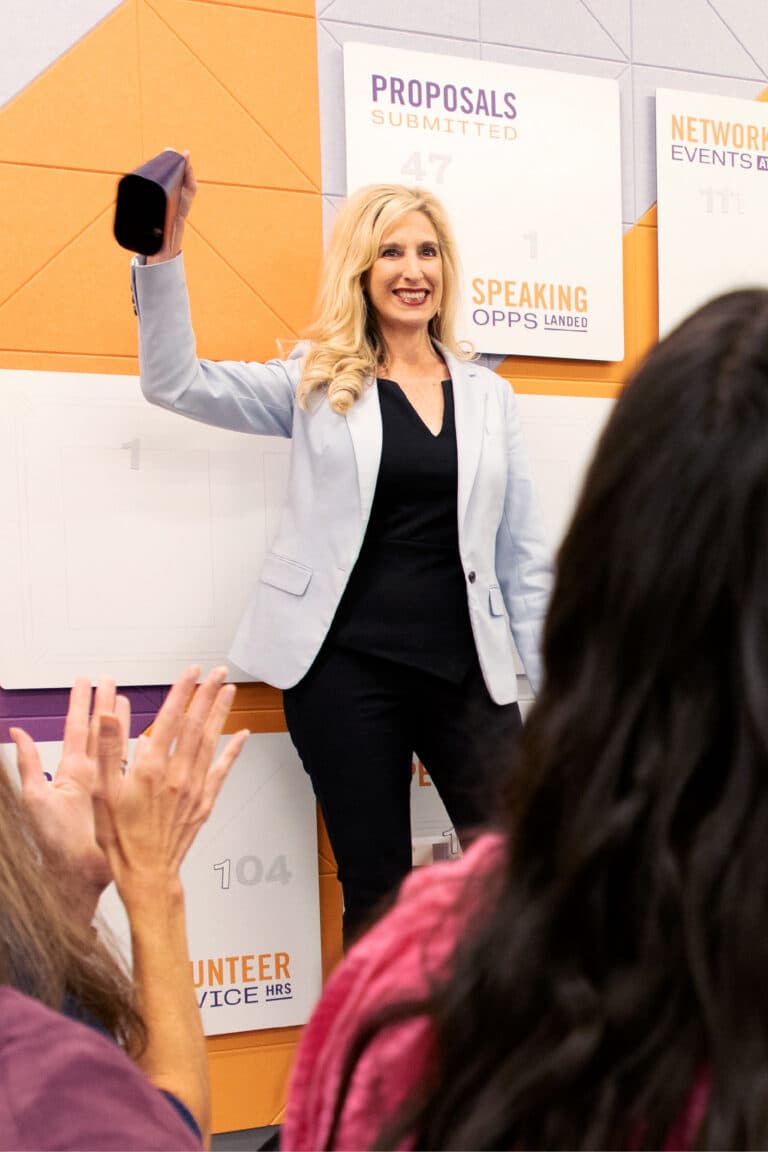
[91,666,248,1145]
[10,678,130,924]
[93,665,248,908]
[11,665,248,926]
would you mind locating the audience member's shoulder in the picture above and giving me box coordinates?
[283,834,506,1149]
[0,986,200,1150]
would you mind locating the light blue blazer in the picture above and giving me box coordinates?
[131,255,553,704]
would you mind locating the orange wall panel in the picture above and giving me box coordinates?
[208,1035,300,1132]
[626,223,659,368]
[181,222,301,362]
[145,0,320,186]
[138,1,317,192]
[188,184,323,348]
[0,167,118,310]
[0,205,141,356]
[0,3,142,172]
[0,352,138,374]
[197,0,316,15]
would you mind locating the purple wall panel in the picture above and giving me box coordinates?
[0,685,168,743]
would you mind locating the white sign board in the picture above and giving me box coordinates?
[344,43,623,360]
[656,88,768,336]
[0,370,289,688]
[410,755,459,866]
[3,733,322,1035]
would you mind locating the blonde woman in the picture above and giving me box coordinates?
[132,156,552,943]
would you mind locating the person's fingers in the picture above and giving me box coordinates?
[180,151,196,206]
[201,729,248,816]
[115,695,131,766]
[176,728,248,861]
[173,667,229,768]
[191,682,237,787]
[87,678,117,758]
[62,678,92,758]
[10,727,47,800]
[93,713,124,850]
[96,713,123,780]
[213,727,247,786]
[148,665,201,758]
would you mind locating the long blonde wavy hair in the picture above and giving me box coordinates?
[298,184,471,414]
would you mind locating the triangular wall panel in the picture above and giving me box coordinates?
[189,185,323,338]
[182,226,304,363]
[0,1,142,172]
[481,0,624,57]
[138,0,316,191]
[188,0,315,19]
[573,0,630,57]
[0,1,125,108]
[0,167,117,308]
[707,0,768,76]
[0,208,140,356]
[631,0,764,77]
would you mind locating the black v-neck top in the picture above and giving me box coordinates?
[328,377,475,682]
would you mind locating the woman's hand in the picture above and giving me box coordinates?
[93,664,248,907]
[146,149,197,265]
[10,678,130,925]
[92,665,248,1145]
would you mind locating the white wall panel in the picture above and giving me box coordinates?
[0,370,289,688]
[0,1,123,109]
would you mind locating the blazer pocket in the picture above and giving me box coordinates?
[260,553,312,597]
[489,585,506,617]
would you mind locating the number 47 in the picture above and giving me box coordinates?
[401,153,452,184]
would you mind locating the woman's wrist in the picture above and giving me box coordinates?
[145,249,179,265]
[118,874,186,919]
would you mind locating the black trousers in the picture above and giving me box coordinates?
[283,644,522,943]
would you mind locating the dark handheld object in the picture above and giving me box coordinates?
[113,150,186,256]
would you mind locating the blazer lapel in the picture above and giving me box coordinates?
[443,348,487,530]
[345,376,383,527]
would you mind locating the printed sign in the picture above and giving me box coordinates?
[411,754,460,866]
[344,43,624,360]
[656,88,768,336]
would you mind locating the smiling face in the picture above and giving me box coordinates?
[365,210,444,341]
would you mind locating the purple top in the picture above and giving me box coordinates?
[0,986,200,1150]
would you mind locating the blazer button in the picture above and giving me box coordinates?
[467,570,477,583]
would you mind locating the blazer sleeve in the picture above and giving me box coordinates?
[496,380,552,694]
[131,254,300,438]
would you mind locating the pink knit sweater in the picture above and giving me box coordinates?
[283,835,503,1150]
[282,833,708,1151]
